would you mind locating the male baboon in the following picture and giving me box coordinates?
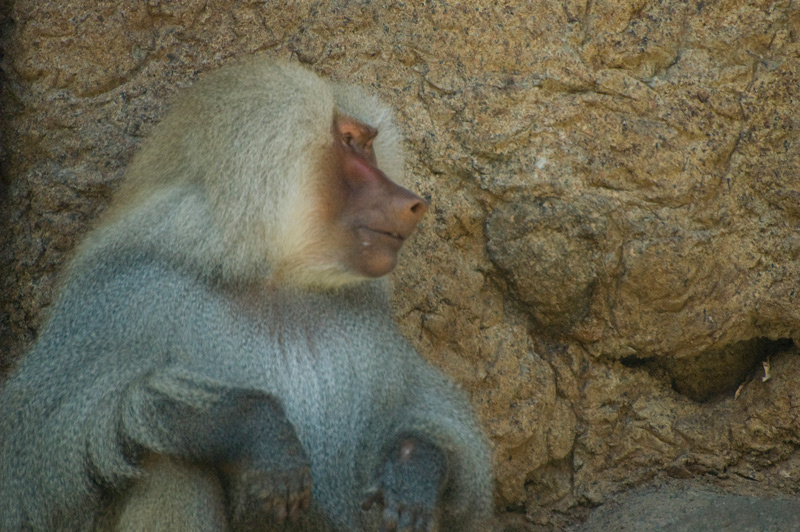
[0,57,493,532]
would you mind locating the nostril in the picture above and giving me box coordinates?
[409,199,428,217]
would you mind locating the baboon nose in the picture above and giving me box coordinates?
[386,179,428,235]
[396,192,428,231]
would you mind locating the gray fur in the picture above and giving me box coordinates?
[0,57,493,532]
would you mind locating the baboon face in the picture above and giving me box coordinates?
[320,114,428,278]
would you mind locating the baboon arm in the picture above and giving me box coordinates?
[116,367,313,528]
[377,365,495,531]
[117,367,295,466]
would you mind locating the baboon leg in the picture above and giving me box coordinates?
[111,456,228,532]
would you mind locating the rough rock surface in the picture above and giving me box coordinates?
[1,1,798,530]
[569,480,800,532]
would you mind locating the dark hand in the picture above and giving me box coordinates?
[221,399,312,530]
[224,456,312,530]
[362,437,446,532]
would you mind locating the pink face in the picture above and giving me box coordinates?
[321,114,428,278]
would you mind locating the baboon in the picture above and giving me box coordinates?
[0,57,493,532]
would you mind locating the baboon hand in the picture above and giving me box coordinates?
[362,487,435,532]
[222,408,313,530]
[227,458,312,530]
[361,437,446,532]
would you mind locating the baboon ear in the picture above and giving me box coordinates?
[334,114,378,163]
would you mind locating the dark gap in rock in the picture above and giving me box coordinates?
[667,337,794,402]
[620,354,650,368]
[619,338,794,403]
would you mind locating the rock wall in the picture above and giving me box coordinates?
[1,1,798,529]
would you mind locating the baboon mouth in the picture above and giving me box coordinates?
[364,227,405,242]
